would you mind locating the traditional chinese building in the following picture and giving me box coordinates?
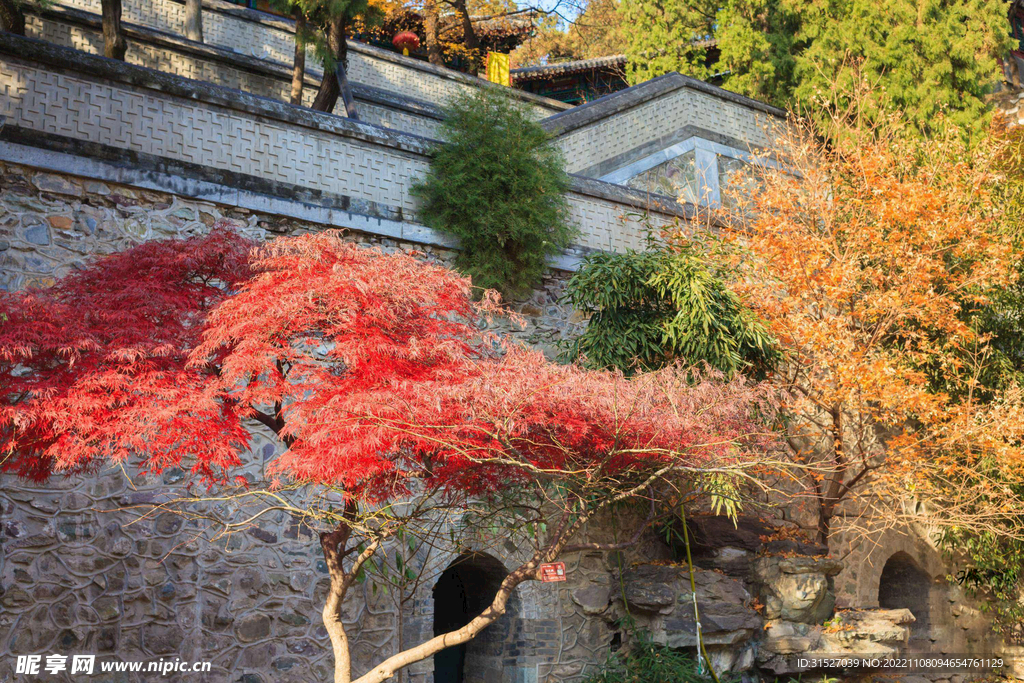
[510,40,721,105]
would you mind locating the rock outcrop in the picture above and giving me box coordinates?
[757,608,914,674]
[618,564,762,672]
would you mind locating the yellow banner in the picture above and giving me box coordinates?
[486,52,510,87]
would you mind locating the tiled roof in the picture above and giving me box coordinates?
[511,54,627,81]
[470,12,536,37]
[511,39,719,81]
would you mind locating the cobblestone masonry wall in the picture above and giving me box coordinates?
[0,162,1014,683]
[0,51,673,254]
[50,0,562,118]
[826,516,1005,662]
[0,162,657,683]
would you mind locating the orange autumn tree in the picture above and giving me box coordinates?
[715,111,1024,543]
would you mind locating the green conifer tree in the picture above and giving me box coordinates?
[619,0,718,84]
[789,0,1010,135]
[620,0,1009,134]
[412,89,577,298]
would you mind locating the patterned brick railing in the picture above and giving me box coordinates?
[24,5,446,141]
[23,1,782,191]
[50,0,567,117]
[0,34,687,261]
[543,73,786,176]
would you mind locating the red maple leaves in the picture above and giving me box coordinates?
[1,229,773,500]
[0,228,253,482]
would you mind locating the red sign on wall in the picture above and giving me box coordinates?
[539,562,566,582]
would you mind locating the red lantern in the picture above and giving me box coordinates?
[392,31,420,56]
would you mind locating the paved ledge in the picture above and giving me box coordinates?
[575,124,770,180]
[568,174,697,222]
[95,0,572,113]
[0,32,436,157]
[541,72,787,137]
[1,126,415,223]
[0,138,586,271]
[31,4,447,123]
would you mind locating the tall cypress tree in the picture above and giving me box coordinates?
[620,0,718,84]
[621,0,1009,134]
[790,0,1010,135]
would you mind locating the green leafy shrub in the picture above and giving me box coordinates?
[411,88,576,298]
[561,238,779,376]
[938,527,1024,639]
[582,629,715,683]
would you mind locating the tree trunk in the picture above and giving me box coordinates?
[290,9,306,105]
[423,0,444,66]
[321,524,355,683]
[183,0,203,42]
[816,503,832,545]
[450,0,479,70]
[311,62,339,113]
[815,409,847,545]
[310,14,358,118]
[352,560,538,683]
[0,0,25,35]
[451,0,478,51]
[101,0,127,60]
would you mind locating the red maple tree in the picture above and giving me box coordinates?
[0,229,776,683]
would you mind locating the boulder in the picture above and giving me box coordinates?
[757,608,914,675]
[815,608,914,651]
[571,583,611,616]
[688,515,827,558]
[620,564,762,666]
[753,555,843,624]
[662,570,762,647]
[621,565,678,612]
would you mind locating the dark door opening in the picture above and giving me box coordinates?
[432,553,509,683]
[878,551,932,646]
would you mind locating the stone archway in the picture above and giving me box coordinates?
[432,552,518,683]
[878,551,933,646]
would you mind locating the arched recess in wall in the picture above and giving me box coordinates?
[432,552,521,683]
[877,551,934,646]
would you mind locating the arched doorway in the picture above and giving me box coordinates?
[878,551,932,646]
[432,553,516,683]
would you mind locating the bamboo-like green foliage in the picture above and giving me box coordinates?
[562,242,779,377]
[411,88,576,298]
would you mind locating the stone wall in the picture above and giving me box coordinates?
[49,0,566,118]
[828,524,1005,665]
[0,33,686,260]
[0,455,666,683]
[0,160,657,683]
[0,161,582,347]
[1,160,1012,682]
[542,74,784,177]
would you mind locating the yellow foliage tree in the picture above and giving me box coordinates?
[710,110,1024,543]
